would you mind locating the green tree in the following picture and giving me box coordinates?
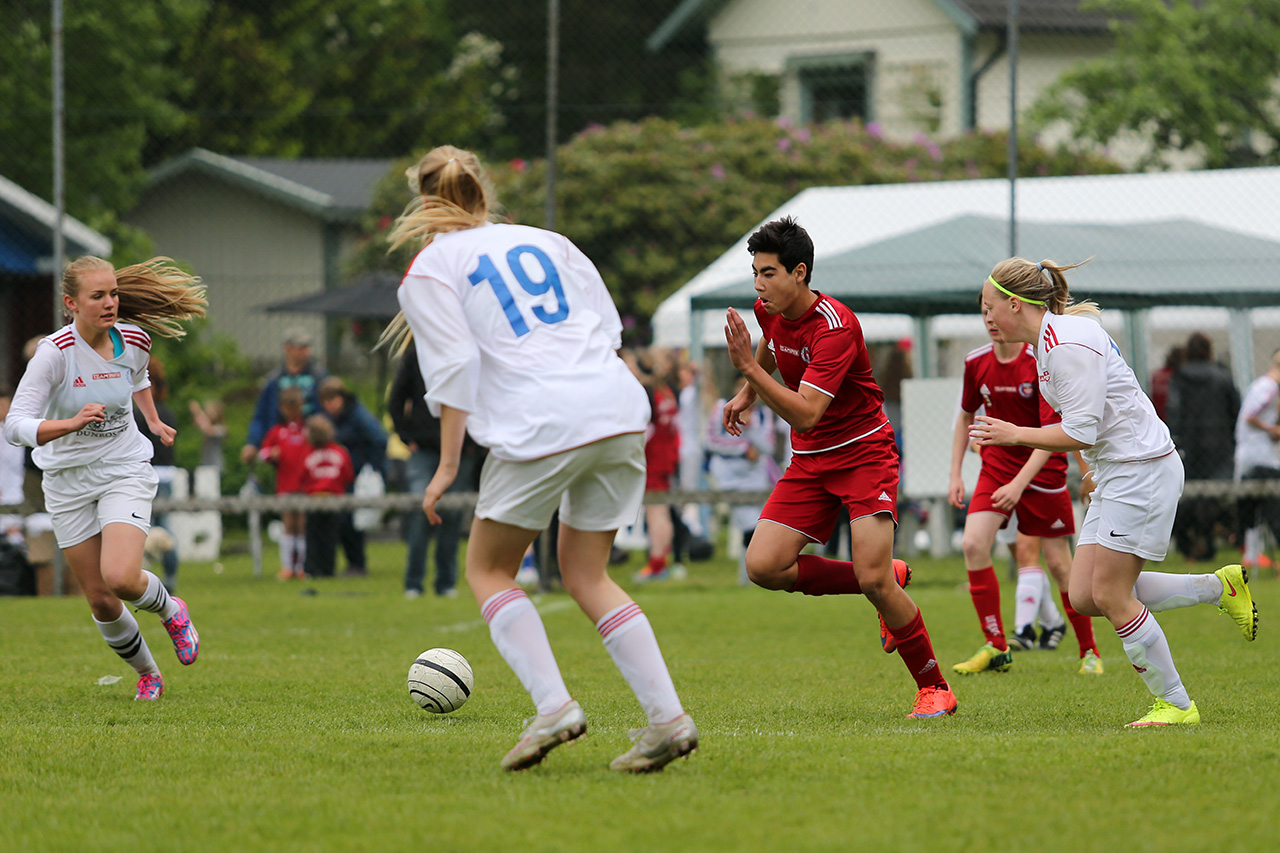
[348,118,1119,343]
[152,0,517,162]
[0,0,201,256]
[1031,0,1280,169]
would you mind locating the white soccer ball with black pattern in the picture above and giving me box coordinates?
[407,648,474,713]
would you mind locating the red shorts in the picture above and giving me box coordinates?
[645,467,675,493]
[760,431,899,544]
[969,468,1075,537]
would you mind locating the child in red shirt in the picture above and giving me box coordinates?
[260,387,308,579]
[300,414,354,579]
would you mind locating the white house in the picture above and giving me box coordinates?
[649,0,1114,140]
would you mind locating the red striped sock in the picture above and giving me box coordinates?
[1060,590,1099,657]
[789,554,862,595]
[889,608,948,690]
[967,567,1007,651]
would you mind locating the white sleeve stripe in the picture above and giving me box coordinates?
[815,302,842,330]
[799,379,836,398]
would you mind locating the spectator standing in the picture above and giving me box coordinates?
[0,385,26,543]
[188,398,227,473]
[260,387,309,579]
[632,349,681,583]
[1234,349,1280,572]
[318,376,388,577]
[133,360,180,591]
[299,415,355,579]
[389,342,480,598]
[706,377,777,585]
[240,328,327,465]
[676,359,708,539]
[1149,346,1184,423]
[1167,332,1240,561]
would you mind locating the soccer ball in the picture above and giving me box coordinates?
[407,648,474,714]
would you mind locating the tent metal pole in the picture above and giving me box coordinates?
[1124,309,1149,393]
[1007,0,1019,257]
[912,315,934,378]
[1229,308,1254,392]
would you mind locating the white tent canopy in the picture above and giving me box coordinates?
[652,166,1280,375]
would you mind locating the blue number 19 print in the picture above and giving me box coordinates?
[468,245,570,337]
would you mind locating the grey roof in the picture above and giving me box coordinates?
[689,214,1280,315]
[649,0,1115,51]
[147,148,393,223]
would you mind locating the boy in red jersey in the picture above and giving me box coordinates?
[260,387,309,579]
[722,217,957,719]
[948,325,1101,676]
[299,414,355,579]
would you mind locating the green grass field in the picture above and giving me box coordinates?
[3,539,1277,852]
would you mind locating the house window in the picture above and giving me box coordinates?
[793,54,874,124]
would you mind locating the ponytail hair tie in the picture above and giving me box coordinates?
[1036,262,1045,272]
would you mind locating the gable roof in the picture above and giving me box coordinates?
[0,173,111,273]
[648,0,1113,52]
[146,148,392,223]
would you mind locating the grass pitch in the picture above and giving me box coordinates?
[2,540,1276,852]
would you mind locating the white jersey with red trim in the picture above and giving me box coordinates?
[3,323,154,471]
[1035,312,1173,465]
[399,222,649,461]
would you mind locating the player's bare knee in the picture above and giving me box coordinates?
[859,572,897,605]
[745,559,788,590]
[960,533,992,565]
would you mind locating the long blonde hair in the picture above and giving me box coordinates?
[380,145,501,352]
[63,256,208,338]
[988,257,1100,318]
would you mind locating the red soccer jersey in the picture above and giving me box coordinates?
[755,293,887,454]
[300,442,354,495]
[644,384,680,478]
[260,420,309,494]
[960,343,1067,489]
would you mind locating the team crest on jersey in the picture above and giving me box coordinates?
[1039,370,1050,383]
[800,346,811,363]
[1019,381,1034,398]
[73,376,85,388]
[979,383,992,408]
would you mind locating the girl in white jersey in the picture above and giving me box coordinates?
[4,256,207,701]
[383,145,696,772]
[970,257,1258,727]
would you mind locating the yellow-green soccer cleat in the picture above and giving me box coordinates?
[1127,698,1200,727]
[1215,564,1258,641]
[1078,650,1104,675]
[952,642,1013,674]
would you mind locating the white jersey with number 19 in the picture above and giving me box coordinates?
[399,222,650,462]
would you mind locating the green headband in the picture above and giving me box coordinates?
[987,275,1046,305]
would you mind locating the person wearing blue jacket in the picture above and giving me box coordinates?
[319,376,387,576]
[240,328,328,464]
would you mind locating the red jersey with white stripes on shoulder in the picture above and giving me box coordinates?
[754,292,888,454]
[961,342,1067,489]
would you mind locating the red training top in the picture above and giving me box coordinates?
[754,292,887,454]
[260,420,309,494]
[300,442,355,496]
[960,342,1067,489]
[644,384,680,479]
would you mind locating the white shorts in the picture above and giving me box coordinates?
[475,433,646,532]
[43,460,158,549]
[1077,452,1183,561]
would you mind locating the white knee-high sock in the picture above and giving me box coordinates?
[481,589,571,716]
[94,608,159,675]
[596,602,684,725]
[1244,527,1263,565]
[1014,567,1044,630]
[292,535,307,572]
[279,533,295,571]
[128,570,179,621]
[1037,570,1064,628]
[1133,572,1221,612]
[1117,607,1191,709]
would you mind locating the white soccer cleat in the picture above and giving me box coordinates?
[609,713,699,773]
[500,700,587,771]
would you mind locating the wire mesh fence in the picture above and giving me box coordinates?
[5,1,1280,576]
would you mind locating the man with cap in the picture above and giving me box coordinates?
[241,328,329,464]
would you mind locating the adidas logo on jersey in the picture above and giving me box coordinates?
[73,376,86,388]
[1051,518,1066,529]
[878,491,892,502]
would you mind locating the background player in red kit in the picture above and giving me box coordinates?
[948,330,1101,676]
[722,217,957,719]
